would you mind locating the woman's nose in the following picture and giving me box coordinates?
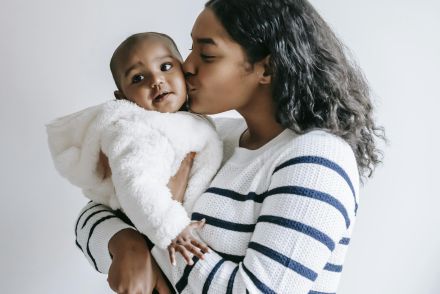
[183,52,196,78]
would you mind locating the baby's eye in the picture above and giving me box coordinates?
[161,63,173,71]
[132,74,144,84]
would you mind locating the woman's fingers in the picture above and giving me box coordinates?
[168,152,197,203]
[155,276,172,294]
[168,246,177,266]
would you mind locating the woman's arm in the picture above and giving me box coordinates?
[74,201,136,273]
[75,201,173,294]
[150,132,359,293]
[75,153,195,292]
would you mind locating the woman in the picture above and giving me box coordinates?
[75,0,384,293]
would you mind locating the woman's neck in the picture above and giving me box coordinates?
[237,92,285,150]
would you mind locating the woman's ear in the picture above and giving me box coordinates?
[257,55,272,85]
[113,90,125,100]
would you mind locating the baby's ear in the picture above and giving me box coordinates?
[113,90,125,100]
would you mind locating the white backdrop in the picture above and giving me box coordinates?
[1,0,439,293]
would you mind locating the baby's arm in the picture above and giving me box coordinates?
[167,219,209,266]
[101,119,191,249]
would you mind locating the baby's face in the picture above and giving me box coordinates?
[115,39,186,113]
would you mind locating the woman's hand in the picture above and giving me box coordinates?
[107,228,170,294]
[98,150,112,179]
[167,152,196,203]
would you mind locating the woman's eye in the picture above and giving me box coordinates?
[200,53,215,61]
[132,74,144,84]
[161,63,173,71]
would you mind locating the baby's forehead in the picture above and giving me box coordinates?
[116,37,180,66]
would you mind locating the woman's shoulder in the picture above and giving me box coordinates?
[281,129,359,182]
[291,129,353,154]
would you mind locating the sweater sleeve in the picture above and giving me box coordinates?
[151,131,359,293]
[74,201,136,274]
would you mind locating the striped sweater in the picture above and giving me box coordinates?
[75,117,360,294]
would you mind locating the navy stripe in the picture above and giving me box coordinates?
[242,263,276,294]
[75,203,101,235]
[86,215,117,272]
[192,213,255,232]
[75,204,103,253]
[273,155,358,214]
[265,186,351,229]
[248,242,317,281]
[202,259,226,294]
[226,266,239,294]
[309,291,336,294]
[205,187,265,203]
[339,237,350,245]
[213,249,244,263]
[258,215,335,251]
[324,263,343,272]
[81,210,111,229]
[175,256,200,293]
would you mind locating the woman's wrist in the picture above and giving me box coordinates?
[108,228,149,258]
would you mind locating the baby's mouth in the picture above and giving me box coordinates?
[153,91,171,103]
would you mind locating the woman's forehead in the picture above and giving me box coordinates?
[191,8,231,46]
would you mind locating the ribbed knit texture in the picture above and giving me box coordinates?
[75,117,359,294]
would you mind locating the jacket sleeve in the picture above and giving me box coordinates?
[150,132,359,293]
[100,118,191,249]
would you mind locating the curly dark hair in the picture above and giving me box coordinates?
[206,0,385,180]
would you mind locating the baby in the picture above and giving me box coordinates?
[47,32,222,266]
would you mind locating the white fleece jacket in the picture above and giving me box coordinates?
[46,100,223,249]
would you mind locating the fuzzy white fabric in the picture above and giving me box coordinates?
[47,100,223,249]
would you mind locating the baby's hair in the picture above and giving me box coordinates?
[110,32,182,91]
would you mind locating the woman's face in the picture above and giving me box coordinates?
[184,8,261,115]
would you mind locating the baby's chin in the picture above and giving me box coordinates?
[152,93,186,113]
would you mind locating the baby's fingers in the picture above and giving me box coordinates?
[191,239,210,254]
[190,218,206,230]
[184,242,206,260]
[176,245,194,265]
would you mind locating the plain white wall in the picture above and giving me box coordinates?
[1,0,438,293]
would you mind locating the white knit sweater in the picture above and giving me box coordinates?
[75,117,360,294]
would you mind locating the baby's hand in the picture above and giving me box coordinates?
[167,219,210,266]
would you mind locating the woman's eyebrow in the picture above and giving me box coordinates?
[196,38,217,45]
[191,33,217,46]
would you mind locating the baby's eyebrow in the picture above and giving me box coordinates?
[152,54,175,61]
[123,55,176,77]
[124,63,141,78]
